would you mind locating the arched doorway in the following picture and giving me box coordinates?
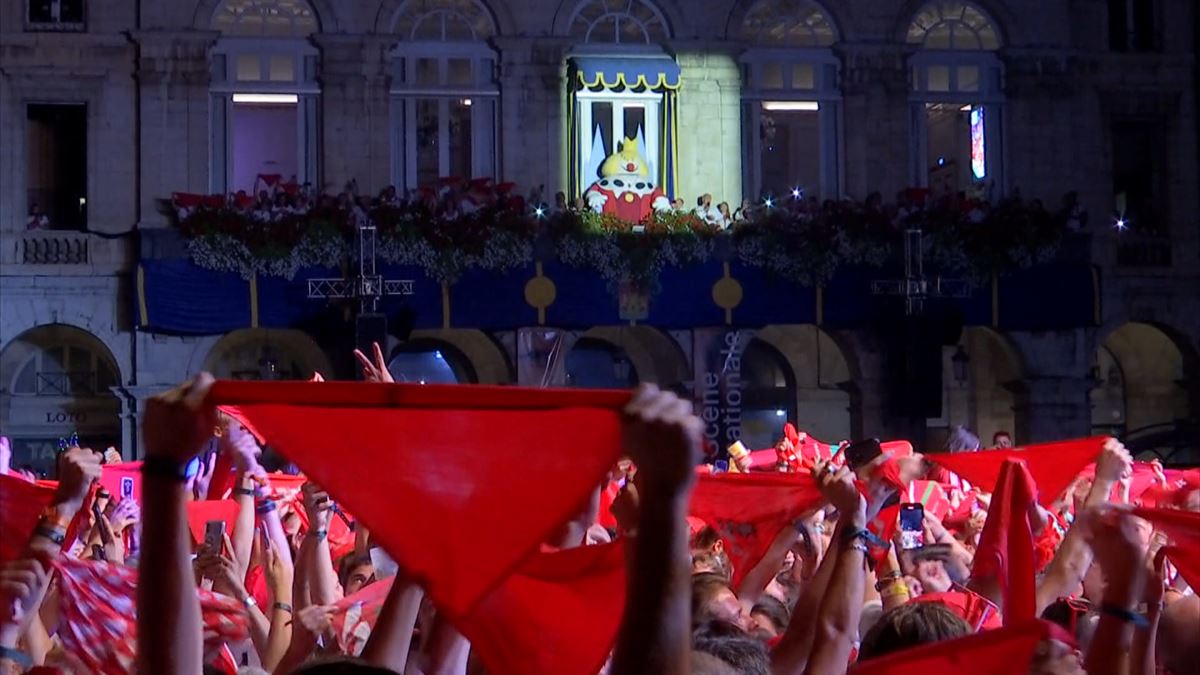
[0,325,122,475]
[1094,322,1193,437]
[739,338,797,450]
[930,327,1022,449]
[566,336,638,389]
[751,325,854,446]
[203,328,332,380]
[388,339,476,384]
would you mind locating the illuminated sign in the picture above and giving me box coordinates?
[970,106,986,180]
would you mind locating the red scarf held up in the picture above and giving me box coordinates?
[1131,507,1200,593]
[0,474,56,562]
[208,380,628,619]
[912,588,1002,631]
[185,499,240,547]
[459,541,626,675]
[849,619,1056,675]
[689,472,824,588]
[972,459,1038,625]
[929,437,1107,506]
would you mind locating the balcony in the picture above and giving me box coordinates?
[1116,233,1173,269]
[0,230,133,275]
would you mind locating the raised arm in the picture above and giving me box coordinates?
[360,579,424,673]
[1084,507,1146,675]
[610,384,703,675]
[1036,439,1130,613]
[802,463,869,675]
[137,374,219,675]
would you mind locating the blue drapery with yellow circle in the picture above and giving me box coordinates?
[567,55,680,200]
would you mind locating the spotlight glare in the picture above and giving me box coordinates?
[1114,218,1127,231]
[791,188,801,198]
[774,409,785,417]
[764,198,774,208]
[534,206,545,218]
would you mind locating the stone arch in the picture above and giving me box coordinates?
[201,328,333,380]
[375,0,511,39]
[726,0,842,46]
[950,326,1025,446]
[1094,321,1197,434]
[752,325,854,444]
[0,324,124,474]
[194,0,338,34]
[895,0,1013,49]
[398,329,513,384]
[552,0,675,43]
[576,326,688,389]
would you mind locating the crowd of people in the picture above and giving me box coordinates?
[1,342,1197,675]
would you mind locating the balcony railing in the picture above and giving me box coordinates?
[18,231,89,265]
[1116,233,1173,268]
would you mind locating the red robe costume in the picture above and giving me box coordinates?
[584,173,670,222]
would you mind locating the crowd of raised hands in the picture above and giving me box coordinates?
[0,346,1197,675]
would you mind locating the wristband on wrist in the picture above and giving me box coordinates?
[844,527,887,549]
[874,572,903,592]
[255,500,278,515]
[39,506,73,531]
[1099,603,1150,629]
[141,455,189,482]
[0,647,32,670]
[309,529,328,542]
[32,524,67,546]
[273,602,293,614]
[233,487,258,497]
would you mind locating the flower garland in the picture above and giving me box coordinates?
[172,198,1065,292]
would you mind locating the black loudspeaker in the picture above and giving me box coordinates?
[883,315,951,419]
[390,306,416,343]
[355,313,389,376]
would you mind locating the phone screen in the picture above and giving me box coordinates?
[899,503,925,550]
[204,520,226,553]
[185,456,202,480]
[713,460,729,473]
[120,476,135,500]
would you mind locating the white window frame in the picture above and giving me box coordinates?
[209,36,321,195]
[576,88,662,183]
[388,42,499,190]
[741,48,842,200]
[566,0,671,45]
[907,51,1005,192]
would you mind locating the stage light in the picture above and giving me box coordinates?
[764,198,774,208]
[775,409,786,417]
[232,93,299,104]
[434,350,443,360]
[1114,218,1127,231]
[461,98,472,106]
[534,206,545,218]
[791,188,802,198]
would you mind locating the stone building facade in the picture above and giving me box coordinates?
[1,0,1197,468]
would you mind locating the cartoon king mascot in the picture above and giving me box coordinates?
[584,137,672,221]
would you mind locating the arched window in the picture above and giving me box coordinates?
[740,0,836,47]
[566,338,638,389]
[738,339,797,450]
[208,0,322,196]
[567,0,671,45]
[906,1,1000,50]
[212,0,318,37]
[0,325,122,475]
[905,1,1004,196]
[389,0,499,191]
[202,329,331,380]
[388,341,476,383]
[738,0,841,201]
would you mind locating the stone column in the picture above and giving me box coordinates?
[113,385,169,460]
[132,31,218,229]
[496,37,567,195]
[674,50,742,206]
[837,45,911,199]
[1010,377,1093,443]
[313,34,393,196]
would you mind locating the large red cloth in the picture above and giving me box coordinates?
[459,541,626,675]
[850,620,1052,675]
[330,577,395,657]
[208,380,628,618]
[1131,507,1200,593]
[0,474,56,562]
[972,459,1037,624]
[689,472,824,587]
[928,438,1106,505]
[185,500,240,547]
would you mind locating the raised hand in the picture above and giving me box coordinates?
[1095,438,1133,484]
[620,384,702,498]
[301,481,333,531]
[353,342,394,384]
[220,422,262,473]
[0,436,12,475]
[812,460,865,517]
[55,446,103,512]
[0,557,49,642]
[143,373,218,464]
